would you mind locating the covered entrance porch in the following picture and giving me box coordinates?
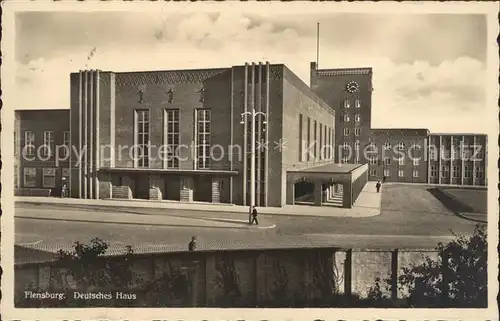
[286,163,368,209]
[97,168,238,204]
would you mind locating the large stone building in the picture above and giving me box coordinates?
[310,62,373,167]
[14,109,71,196]
[62,62,367,207]
[13,61,487,206]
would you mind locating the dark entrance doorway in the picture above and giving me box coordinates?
[164,175,181,201]
[194,175,212,202]
[134,174,150,200]
[294,181,314,204]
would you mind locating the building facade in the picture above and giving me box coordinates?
[427,134,487,186]
[14,61,487,205]
[310,62,373,166]
[66,62,365,207]
[14,110,71,196]
[368,129,429,184]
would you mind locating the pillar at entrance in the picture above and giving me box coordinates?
[314,181,323,206]
[342,181,353,208]
[286,182,295,205]
[211,179,221,203]
[180,177,194,203]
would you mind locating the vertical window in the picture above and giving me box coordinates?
[196,109,211,169]
[42,168,56,188]
[412,170,419,178]
[384,142,392,150]
[398,170,404,178]
[430,165,437,177]
[24,168,37,187]
[370,169,377,176]
[355,114,360,122]
[413,158,420,166]
[355,99,361,108]
[42,131,54,158]
[384,169,390,177]
[343,128,349,136]
[370,157,378,165]
[397,142,405,150]
[343,113,350,122]
[343,100,350,108]
[323,125,327,160]
[62,131,70,158]
[313,121,317,159]
[452,165,460,178]
[475,166,484,179]
[24,131,35,158]
[327,127,331,159]
[165,109,180,168]
[355,128,361,136]
[398,157,405,166]
[299,114,303,162]
[331,126,335,158]
[441,165,450,178]
[307,117,311,162]
[464,166,471,178]
[384,157,391,165]
[354,140,360,150]
[319,123,323,160]
[135,109,150,168]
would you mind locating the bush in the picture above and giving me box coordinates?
[398,224,487,308]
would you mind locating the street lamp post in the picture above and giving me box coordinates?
[241,109,267,221]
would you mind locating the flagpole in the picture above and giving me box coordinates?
[316,22,320,68]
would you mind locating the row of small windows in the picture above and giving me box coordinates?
[370,169,420,178]
[343,100,362,109]
[23,167,70,188]
[342,113,361,123]
[21,131,70,158]
[429,165,484,179]
[370,165,485,180]
[365,157,420,166]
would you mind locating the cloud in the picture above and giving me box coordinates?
[14,12,488,133]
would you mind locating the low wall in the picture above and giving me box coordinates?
[15,188,52,197]
[15,247,439,307]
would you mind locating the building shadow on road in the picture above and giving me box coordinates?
[427,188,487,223]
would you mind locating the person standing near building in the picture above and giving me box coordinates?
[61,177,68,198]
[188,236,197,251]
[250,206,259,225]
[382,176,387,183]
[376,181,381,193]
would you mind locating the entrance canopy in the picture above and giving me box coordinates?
[286,163,369,208]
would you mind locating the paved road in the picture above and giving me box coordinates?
[15,185,482,253]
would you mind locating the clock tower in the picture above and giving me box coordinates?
[309,62,373,165]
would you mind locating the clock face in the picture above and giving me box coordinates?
[346,81,360,93]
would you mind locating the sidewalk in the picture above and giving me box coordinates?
[16,205,276,230]
[15,181,382,218]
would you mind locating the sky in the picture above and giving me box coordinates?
[14,11,490,133]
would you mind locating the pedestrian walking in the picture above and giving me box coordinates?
[376,181,381,193]
[250,206,259,225]
[61,178,68,198]
[188,236,197,252]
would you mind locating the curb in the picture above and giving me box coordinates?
[16,200,379,219]
[16,216,277,230]
[454,212,487,224]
